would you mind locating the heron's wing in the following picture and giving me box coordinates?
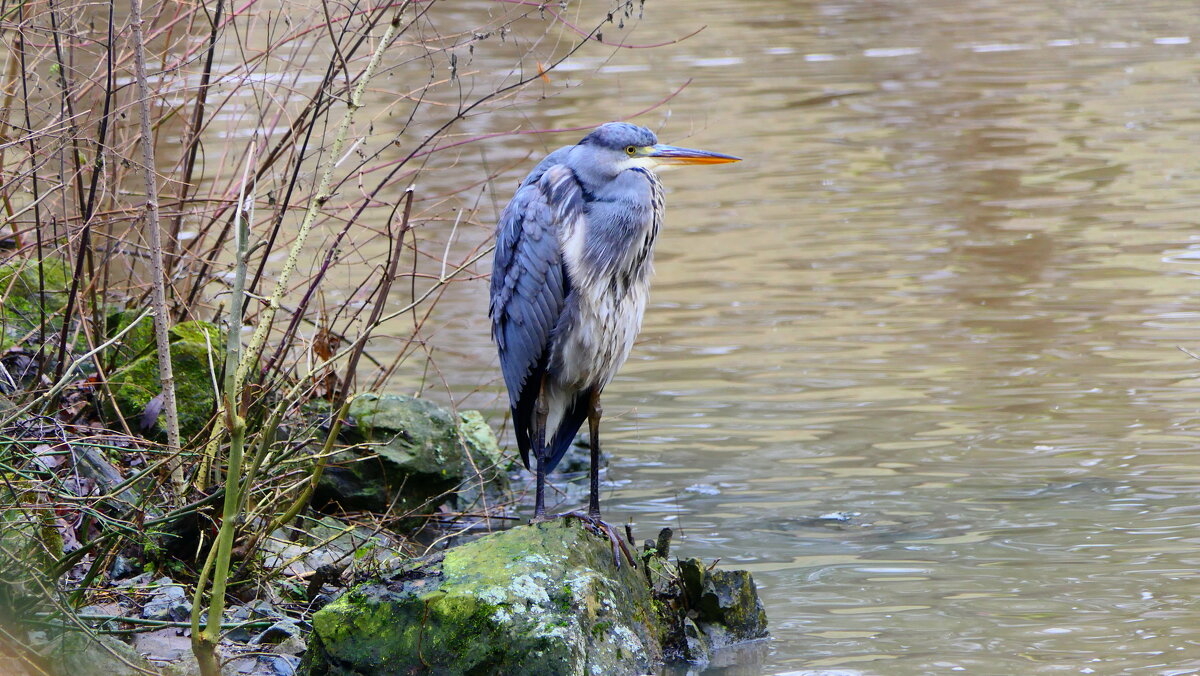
[489,164,585,466]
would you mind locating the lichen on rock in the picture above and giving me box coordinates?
[303,521,664,675]
[302,522,768,675]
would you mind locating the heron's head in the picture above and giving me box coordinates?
[577,122,740,177]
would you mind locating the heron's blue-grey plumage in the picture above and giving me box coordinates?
[489,123,664,473]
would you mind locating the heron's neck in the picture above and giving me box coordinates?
[570,168,662,299]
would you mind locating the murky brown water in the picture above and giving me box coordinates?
[227,0,1200,672]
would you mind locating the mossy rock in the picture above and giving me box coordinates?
[0,499,63,583]
[315,394,509,520]
[303,524,769,674]
[676,558,768,651]
[98,309,156,369]
[303,521,664,675]
[103,320,223,441]
[0,256,72,350]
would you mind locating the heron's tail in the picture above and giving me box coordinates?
[544,391,591,473]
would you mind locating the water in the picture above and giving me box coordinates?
[239,0,1200,672]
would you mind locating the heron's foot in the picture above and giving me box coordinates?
[558,511,637,570]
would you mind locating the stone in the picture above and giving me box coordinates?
[302,524,769,675]
[142,578,191,622]
[681,617,710,666]
[0,257,82,388]
[260,514,405,579]
[453,409,513,508]
[223,600,283,643]
[314,394,509,522]
[133,627,193,662]
[109,554,138,580]
[116,571,154,588]
[250,620,306,655]
[302,521,665,675]
[39,630,161,676]
[103,320,223,440]
[261,655,301,676]
[661,555,767,661]
[72,446,153,519]
[690,563,768,643]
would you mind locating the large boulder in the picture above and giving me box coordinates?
[301,522,768,675]
[303,521,663,675]
[314,394,509,521]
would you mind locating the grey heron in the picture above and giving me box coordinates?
[489,122,740,561]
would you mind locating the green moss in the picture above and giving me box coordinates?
[306,522,661,675]
[306,524,771,675]
[318,395,508,521]
[102,320,223,441]
[0,256,70,317]
[170,320,222,346]
[0,257,73,351]
[97,309,154,368]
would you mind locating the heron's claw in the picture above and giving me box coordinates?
[558,511,637,570]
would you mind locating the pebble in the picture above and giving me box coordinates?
[141,578,191,621]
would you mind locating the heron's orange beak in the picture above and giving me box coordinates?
[646,144,741,165]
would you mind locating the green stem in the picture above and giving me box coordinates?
[266,399,349,534]
[195,410,243,668]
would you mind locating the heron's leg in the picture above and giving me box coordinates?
[532,382,550,522]
[561,389,635,568]
[587,390,603,520]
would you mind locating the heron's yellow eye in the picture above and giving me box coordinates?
[625,145,637,156]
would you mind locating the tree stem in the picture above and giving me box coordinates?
[129,0,183,493]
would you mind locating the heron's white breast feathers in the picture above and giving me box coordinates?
[548,169,661,397]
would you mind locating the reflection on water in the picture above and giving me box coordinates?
[275,0,1200,672]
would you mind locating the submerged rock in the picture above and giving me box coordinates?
[302,522,767,675]
[673,557,768,658]
[314,394,509,520]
